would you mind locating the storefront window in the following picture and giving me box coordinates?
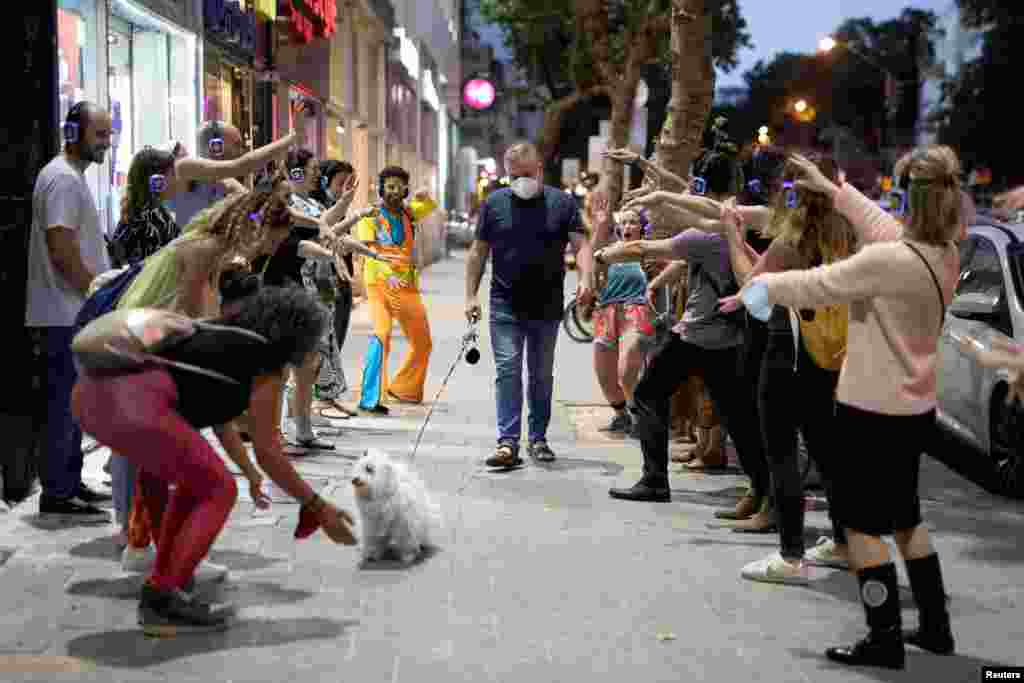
[204,54,254,150]
[107,0,197,226]
[56,0,105,220]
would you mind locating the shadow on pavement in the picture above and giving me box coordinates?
[791,646,1013,683]
[357,545,441,571]
[65,617,355,668]
[529,458,624,476]
[682,527,836,549]
[66,577,314,611]
[67,539,285,572]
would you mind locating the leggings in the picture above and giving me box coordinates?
[759,327,845,561]
[72,368,237,591]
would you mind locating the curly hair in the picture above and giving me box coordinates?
[216,285,327,374]
[762,154,858,266]
[123,147,176,219]
[183,173,292,273]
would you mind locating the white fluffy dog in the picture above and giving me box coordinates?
[351,448,441,564]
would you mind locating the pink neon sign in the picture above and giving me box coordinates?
[463,79,496,110]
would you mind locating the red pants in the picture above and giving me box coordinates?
[72,368,237,591]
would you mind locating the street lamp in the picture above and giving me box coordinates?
[794,100,808,114]
[819,36,837,53]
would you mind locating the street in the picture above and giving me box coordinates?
[1,250,1022,683]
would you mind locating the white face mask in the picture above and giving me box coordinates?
[510,176,542,200]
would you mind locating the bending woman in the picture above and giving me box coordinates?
[724,148,961,669]
[73,287,356,637]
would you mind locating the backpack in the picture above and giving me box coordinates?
[73,262,144,337]
[796,304,848,371]
[71,308,266,384]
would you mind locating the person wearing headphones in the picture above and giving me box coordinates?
[354,166,438,414]
[167,102,312,229]
[26,101,114,521]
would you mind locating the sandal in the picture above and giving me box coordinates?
[485,443,523,469]
[315,404,351,420]
[528,441,556,463]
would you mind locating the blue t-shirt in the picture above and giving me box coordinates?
[476,186,584,320]
[598,262,647,306]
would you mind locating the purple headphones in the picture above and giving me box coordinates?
[289,168,305,183]
[149,174,168,194]
[783,181,799,209]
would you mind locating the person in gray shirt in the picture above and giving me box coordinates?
[595,150,768,504]
[26,101,113,522]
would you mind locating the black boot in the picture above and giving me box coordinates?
[609,478,670,502]
[903,553,955,655]
[826,563,905,670]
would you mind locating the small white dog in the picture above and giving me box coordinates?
[351,448,441,564]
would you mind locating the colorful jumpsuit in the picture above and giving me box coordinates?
[356,199,436,408]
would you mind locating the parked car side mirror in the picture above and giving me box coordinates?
[949,292,1000,320]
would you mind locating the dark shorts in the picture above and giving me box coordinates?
[830,402,934,536]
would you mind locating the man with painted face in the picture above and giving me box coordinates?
[354,166,438,413]
[26,101,114,521]
[465,142,596,467]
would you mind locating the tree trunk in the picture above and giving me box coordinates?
[595,80,641,249]
[538,86,610,182]
[651,0,715,239]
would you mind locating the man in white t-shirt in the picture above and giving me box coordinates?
[26,101,113,522]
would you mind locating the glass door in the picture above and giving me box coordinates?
[107,14,133,226]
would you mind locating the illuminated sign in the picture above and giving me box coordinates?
[463,79,495,111]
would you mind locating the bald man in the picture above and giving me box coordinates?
[28,101,114,521]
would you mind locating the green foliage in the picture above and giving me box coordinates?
[477,0,751,102]
[938,1,1024,185]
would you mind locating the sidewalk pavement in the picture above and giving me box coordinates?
[1,251,1023,682]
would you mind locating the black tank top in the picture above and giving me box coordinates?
[157,327,269,428]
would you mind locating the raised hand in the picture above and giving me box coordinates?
[788,153,837,196]
[605,148,641,165]
[590,191,612,227]
[291,101,309,142]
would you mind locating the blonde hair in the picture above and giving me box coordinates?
[902,145,962,246]
[184,173,291,272]
[762,155,857,266]
[504,142,540,167]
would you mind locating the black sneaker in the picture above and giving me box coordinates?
[39,495,110,524]
[138,583,232,637]
[75,482,113,504]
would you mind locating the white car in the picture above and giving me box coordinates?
[936,215,1024,498]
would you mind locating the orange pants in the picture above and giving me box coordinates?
[359,283,432,406]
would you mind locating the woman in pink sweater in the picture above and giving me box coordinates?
[723,147,963,670]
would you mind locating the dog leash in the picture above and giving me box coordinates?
[407,319,479,461]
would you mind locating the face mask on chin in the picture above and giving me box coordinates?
[510,176,541,200]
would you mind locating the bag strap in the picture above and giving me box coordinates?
[903,241,946,334]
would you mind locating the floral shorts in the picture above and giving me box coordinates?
[593,302,656,350]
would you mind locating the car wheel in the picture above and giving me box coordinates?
[990,385,1024,499]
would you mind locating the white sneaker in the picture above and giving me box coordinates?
[194,559,229,584]
[803,536,850,569]
[741,552,809,585]
[121,544,156,572]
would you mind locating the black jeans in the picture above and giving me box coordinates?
[759,329,845,560]
[631,335,768,494]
